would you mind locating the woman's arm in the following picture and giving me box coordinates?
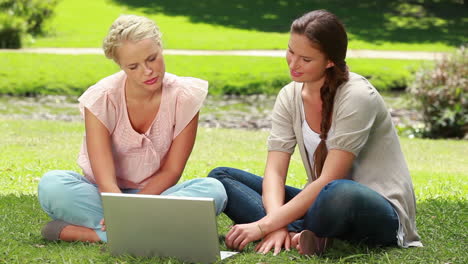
[252,151,293,254]
[227,148,355,250]
[262,151,291,213]
[260,149,354,232]
[138,113,199,195]
[84,108,120,193]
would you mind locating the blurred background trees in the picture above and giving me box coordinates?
[0,0,59,48]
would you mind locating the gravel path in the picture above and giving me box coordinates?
[0,95,422,131]
[1,47,427,129]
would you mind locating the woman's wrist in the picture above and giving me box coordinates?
[256,223,265,237]
[257,217,274,236]
[97,183,121,193]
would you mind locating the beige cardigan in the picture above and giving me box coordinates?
[267,72,422,247]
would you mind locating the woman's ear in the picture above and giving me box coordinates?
[326,61,335,69]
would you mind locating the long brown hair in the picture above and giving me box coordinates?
[291,10,349,178]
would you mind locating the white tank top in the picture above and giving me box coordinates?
[301,100,332,170]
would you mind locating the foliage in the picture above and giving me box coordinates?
[409,46,467,138]
[31,0,466,50]
[0,52,425,96]
[0,119,467,263]
[0,6,26,48]
[0,0,59,48]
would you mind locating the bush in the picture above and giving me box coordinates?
[409,46,467,139]
[0,13,26,48]
[0,0,59,48]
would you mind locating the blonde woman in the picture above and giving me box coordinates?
[38,14,227,242]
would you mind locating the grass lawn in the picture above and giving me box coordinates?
[0,119,466,263]
[30,0,466,51]
[0,52,428,96]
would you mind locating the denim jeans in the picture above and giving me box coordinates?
[208,167,399,246]
[38,170,228,242]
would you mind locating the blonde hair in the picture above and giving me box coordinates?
[103,14,162,62]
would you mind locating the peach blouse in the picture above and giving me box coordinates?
[77,71,208,189]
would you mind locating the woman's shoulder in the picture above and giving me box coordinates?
[277,81,300,101]
[79,71,125,102]
[162,73,208,137]
[342,72,374,90]
[164,72,208,95]
[280,81,298,93]
[336,72,380,105]
[163,73,208,114]
[78,71,125,117]
[271,81,302,117]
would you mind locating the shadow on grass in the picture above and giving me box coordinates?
[1,194,466,263]
[112,0,467,46]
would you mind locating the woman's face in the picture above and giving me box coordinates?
[117,38,165,93]
[286,33,333,86]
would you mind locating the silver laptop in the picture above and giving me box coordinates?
[101,192,238,263]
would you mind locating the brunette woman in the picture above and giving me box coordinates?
[209,10,422,256]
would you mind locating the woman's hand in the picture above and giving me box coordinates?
[225,222,263,251]
[255,227,291,255]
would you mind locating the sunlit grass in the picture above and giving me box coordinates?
[29,0,465,51]
[0,119,466,263]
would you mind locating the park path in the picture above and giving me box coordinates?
[1,48,446,60]
[1,47,429,129]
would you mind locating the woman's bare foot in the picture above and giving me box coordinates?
[295,230,332,256]
[290,232,300,249]
[59,225,100,242]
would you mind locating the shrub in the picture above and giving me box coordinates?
[0,0,59,48]
[0,12,26,48]
[409,46,467,139]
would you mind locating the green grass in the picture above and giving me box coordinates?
[0,119,467,263]
[30,0,467,51]
[0,52,428,96]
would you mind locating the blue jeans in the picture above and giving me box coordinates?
[208,167,399,246]
[38,170,228,242]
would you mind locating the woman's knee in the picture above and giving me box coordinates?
[181,177,228,215]
[38,171,67,197]
[319,179,363,201]
[313,179,386,218]
[204,178,228,214]
[207,167,231,181]
[38,171,81,210]
[310,180,364,217]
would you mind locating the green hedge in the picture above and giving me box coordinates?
[0,53,427,96]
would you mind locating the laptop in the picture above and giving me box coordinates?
[101,192,238,263]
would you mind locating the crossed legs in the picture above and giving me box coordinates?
[208,167,399,254]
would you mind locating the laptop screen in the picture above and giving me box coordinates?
[101,193,224,263]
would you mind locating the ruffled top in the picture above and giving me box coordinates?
[77,71,208,189]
